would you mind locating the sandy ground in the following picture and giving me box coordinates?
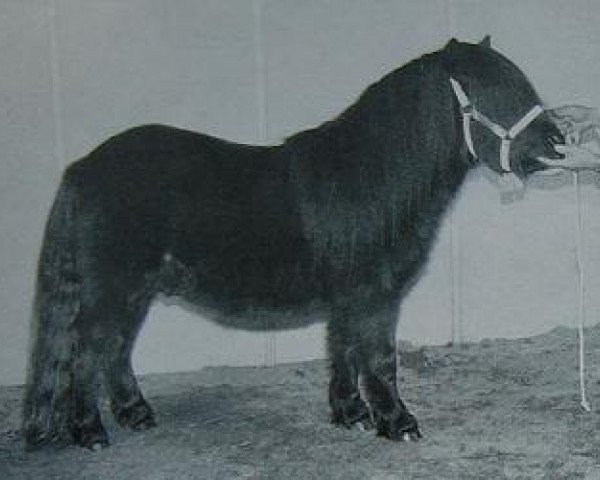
[3,326,600,479]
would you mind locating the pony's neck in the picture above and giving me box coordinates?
[285,50,473,244]
[342,54,473,246]
[336,52,471,201]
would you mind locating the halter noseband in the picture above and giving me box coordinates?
[449,77,544,173]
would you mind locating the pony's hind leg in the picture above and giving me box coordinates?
[102,294,156,431]
[23,302,77,449]
[327,310,372,429]
[23,175,80,449]
[70,290,155,448]
[69,307,111,449]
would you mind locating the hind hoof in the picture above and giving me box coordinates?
[72,423,110,450]
[24,425,71,451]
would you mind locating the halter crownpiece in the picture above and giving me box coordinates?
[449,77,544,173]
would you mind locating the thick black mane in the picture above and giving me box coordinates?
[283,49,467,302]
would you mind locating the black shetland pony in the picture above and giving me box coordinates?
[24,37,566,450]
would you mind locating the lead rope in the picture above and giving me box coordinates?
[450,79,591,409]
[574,171,591,411]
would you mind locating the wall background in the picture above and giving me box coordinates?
[1,0,600,386]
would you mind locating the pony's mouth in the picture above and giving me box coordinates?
[519,157,560,176]
[536,143,600,172]
[518,146,565,176]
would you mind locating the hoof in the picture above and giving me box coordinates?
[90,439,109,452]
[72,423,110,451]
[24,425,72,451]
[400,431,422,442]
[112,397,156,431]
[131,414,157,431]
[331,394,374,430]
[376,410,422,442]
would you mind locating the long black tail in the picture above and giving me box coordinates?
[23,171,81,448]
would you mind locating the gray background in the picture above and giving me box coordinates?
[1,0,600,386]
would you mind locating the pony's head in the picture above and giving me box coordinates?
[442,37,568,177]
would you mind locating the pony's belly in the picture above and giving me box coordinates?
[156,250,325,327]
[157,290,327,331]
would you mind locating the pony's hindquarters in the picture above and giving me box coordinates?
[23,174,81,448]
[23,164,159,449]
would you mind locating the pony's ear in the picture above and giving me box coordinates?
[445,38,460,50]
[441,38,460,75]
[479,35,491,49]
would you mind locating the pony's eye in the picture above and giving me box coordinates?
[549,134,564,145]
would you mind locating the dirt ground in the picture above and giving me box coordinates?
[3,325,600,479]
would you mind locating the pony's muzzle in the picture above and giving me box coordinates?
[537,143,600,171]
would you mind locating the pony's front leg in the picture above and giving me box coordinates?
[327,310,372,429]
[358,302,421,441]
[362,346,421,441]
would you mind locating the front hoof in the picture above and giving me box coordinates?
[376,410,421,441]
[331,395,373,430]
[112,398,156,431]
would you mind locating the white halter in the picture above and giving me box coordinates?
[449,77,544,172]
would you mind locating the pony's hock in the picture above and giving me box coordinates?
[23,37,599,450]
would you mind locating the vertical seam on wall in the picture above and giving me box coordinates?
[451,210,462,348]
[253,0,268,145]
[253,0,276,367]
[47,0,65,172]
[446,0,463,348]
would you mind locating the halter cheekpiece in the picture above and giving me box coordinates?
[449,77,544,173]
